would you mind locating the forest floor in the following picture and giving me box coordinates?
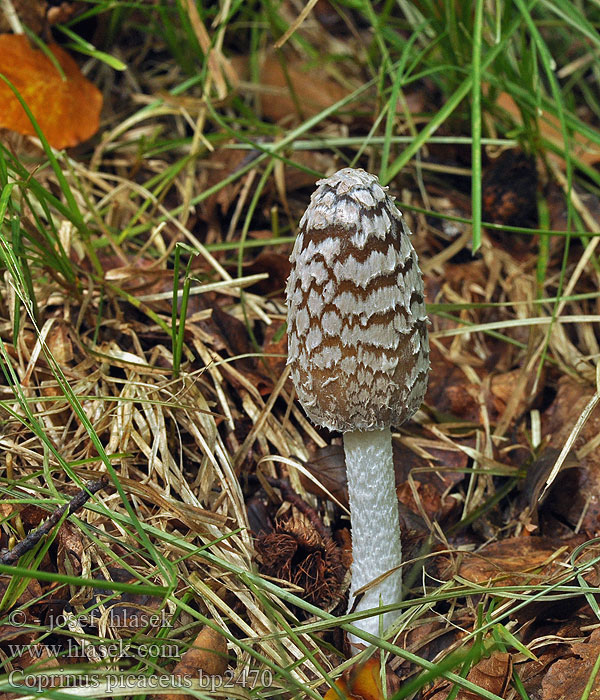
[1,1,600,699]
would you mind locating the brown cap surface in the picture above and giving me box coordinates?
[286,168,429,432]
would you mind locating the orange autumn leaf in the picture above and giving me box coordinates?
[323,658,384,700]
[0,34,102,148]
[495,89,600,168]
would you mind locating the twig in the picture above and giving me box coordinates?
[0,477,110,566]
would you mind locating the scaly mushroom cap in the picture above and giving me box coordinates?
[286,168,429,432]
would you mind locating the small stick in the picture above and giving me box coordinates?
[266,476,330,542]
[0,477,110,566]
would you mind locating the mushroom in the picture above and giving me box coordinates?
[286,168,429,647]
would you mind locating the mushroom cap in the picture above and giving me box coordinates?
[286,168,429,432]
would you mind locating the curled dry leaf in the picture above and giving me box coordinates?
[394,618,468,680]
[426,346,480,423]
[0,34,102,148]
[244,252,291,297]
[323,657,384,700]
[516,447,579,528]
[299,443,348,507]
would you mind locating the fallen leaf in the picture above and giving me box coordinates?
[300,444,348,506]
[541,628,600,700]
[394,619,468,680]
[46,322,74,365]
[426,652,512,700]
[496,90,600,168]
[150,625,228,700]
[426,345,480,423]
[517,650,568,699]
[56,520,84,578]
[231,53,353,123]
[324,657,384,700]
[397,480,443,521]
[244,252,291,297]
[0,34,102,148]
[462,653,512,700]
[173,626,228,678]
[457,536,573,586]
[489,367,540,421]
[199,144,251,224]
[516,447,579,528]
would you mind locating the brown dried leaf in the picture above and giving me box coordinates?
[541,628,600,700]
[56,521,84,578]
[0,576,43,649]
[46,322,74,365]
[231,54,352,123]
[0,34,102,148]
[18,505,47,528]
[427,346,480,423]
[198,144,252,223]
[299,444,347,506]
[244,252,291,297]
[426,652,512,700]
[463,653,512,699]
[395,619,468,680]
[13,642,60,675]
[151,626,228,700]
[0,501,15,519]
[172,626,228,678]
[457,536,573,586]
[211,307,253,362]
[489,367,539,421]
[517,649,567,698]
[396,480,443,522]
[516,447,579,528]
[323,658,384,700]
[496,90,600,168]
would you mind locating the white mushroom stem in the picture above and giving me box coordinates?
[344,427,402,649]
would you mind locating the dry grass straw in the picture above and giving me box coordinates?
[3,2,600,698]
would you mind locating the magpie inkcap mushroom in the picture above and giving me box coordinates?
[286,167,429,647]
